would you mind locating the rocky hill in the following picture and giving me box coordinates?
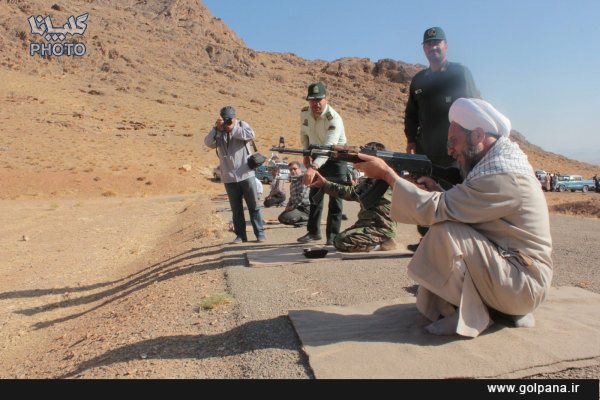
[0,0,596,199]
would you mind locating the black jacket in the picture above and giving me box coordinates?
[405,61,480,166]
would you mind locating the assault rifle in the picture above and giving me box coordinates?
[270,143,462,208]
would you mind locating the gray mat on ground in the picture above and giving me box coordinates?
[246,245,341,267]
[288,286,600,378]
[341,249,414,259]
[246,245,414,267]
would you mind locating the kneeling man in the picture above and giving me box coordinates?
[356,98,552,337]
[310,142,398,253]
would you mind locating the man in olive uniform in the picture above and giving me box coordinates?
[309,142,398,253]
[299,82,349,245]
[405,27,480,249]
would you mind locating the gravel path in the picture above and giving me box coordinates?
[0,195,598,379]
[219,200,600,379]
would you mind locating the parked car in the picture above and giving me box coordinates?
[255,163,290,184]
[275,163,290,181]
[255,165,272,184]
[534,170,546,186]
[348,164,365,184]
[554,175,595,193]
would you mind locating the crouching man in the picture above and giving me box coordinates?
[310,142,398,253]
[355,98,553,337]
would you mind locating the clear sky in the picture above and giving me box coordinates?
[203,0,600,165]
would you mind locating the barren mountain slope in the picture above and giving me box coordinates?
[0,0,597,200]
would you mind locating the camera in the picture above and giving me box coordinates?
[223,118,233,126]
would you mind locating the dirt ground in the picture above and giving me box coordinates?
[1,187,599,378]
[1,1,599,379]
[0,194,237,378]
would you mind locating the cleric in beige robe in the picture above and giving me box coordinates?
[356,98,553,337]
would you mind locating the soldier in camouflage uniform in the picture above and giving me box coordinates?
[309,142,398,253]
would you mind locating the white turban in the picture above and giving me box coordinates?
[449,98,511,138]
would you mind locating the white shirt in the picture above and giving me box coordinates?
[299,104,347,168]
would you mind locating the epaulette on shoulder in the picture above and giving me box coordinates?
[301,106,309,112]
[325,111,333,121]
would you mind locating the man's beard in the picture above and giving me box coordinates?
[459,139,482,178]
[427,51,443,64]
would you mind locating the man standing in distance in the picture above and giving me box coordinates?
[204,106,266,243]
[405,27,480,249]
[405,26,480,170]
[299,82,349,245]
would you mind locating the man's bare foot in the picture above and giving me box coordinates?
[425,312,459,336]
[512,313,535,328]
[491,309,536,328]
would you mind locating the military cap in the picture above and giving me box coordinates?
[422,26,446,43]
[306,82,327,100]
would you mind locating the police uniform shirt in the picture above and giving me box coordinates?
[299,103,347,168]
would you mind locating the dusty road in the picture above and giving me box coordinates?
[0,194,599,378]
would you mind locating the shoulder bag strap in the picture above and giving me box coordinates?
[249,139,259,153]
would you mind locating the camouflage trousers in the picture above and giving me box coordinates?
[333,225,394,253]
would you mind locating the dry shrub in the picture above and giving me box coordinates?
[577,281,591,289]
[200,292,233,310]
[550,200,600,218]
[102,190,116,197]
[195,211,228,239]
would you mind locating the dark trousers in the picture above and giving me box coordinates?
[306,160,349,242]
[224,177,264,241]
[278,205,309,226]
[264,192,286,208]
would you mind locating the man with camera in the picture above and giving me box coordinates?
[299,82,349,245]
[204,106,266,243]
